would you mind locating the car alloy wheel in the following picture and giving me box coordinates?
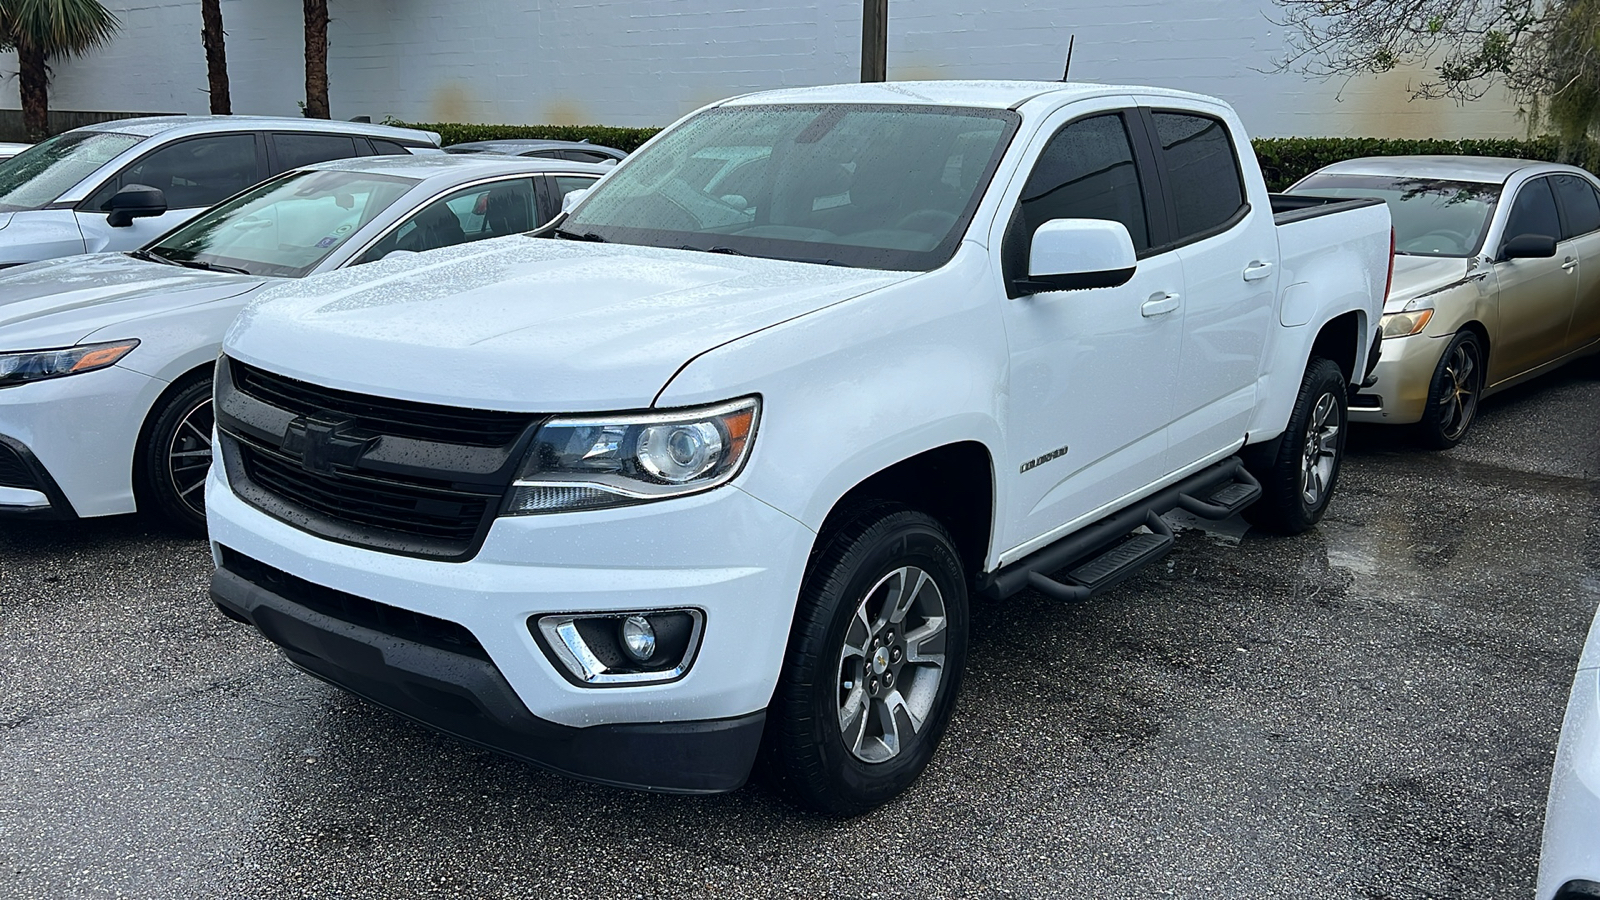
[836,565,948,763]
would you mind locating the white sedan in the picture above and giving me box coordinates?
[0,153,608,532]
[1540,606,1600,899]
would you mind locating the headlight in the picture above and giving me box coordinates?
[1380,308,1433,338]
[504,397,759,514]
[0,339,140,387]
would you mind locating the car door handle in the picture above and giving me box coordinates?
[1242,260,1275,282]
[1562,256,1577,272]
[1141,292,1181,317]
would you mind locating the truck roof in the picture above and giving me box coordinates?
[718,80,1225,111]
[77,115,440,146]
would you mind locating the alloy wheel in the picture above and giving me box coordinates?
[836,565,948,764]
[1438,341,1481,442]
[167,397,213,518]
[1300,391,1341,507]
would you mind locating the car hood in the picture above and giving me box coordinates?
[225,236,914,412]
[1384,255,1474,312]
[0,252,266,347]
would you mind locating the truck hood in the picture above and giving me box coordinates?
[1384,255,1474,312]
[225,236,913,411]
[0,252,266,347]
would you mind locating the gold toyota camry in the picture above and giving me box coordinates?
[1288,156,1600,447]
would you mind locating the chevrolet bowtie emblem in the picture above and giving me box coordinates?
[281,417,379,475]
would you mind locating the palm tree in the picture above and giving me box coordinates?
[201,0,229,115]
[0,0,121,140]
[302,0,329,118]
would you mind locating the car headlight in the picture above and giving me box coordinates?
[1380,307,1433,338]
[504,397,759,514]
[0,339,140,388]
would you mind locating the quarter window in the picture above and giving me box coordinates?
[1016,113,1150,253]
[1502,178,1562,253]
[87,133,261,211]
[1552,174,1600,239]
[1150,112,1246,243]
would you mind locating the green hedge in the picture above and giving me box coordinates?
[394,120,1597,191]
[389,120,663,152]
[1249,136,1597,191]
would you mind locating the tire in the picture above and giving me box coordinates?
[1416,331,1484,450]
[764,503,969,816]
[136,374,214,536]
[1242,357,1348,535]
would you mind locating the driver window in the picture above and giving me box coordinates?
[1502,178,1561,256]
[87,133,261,211]
[356,178,536,264]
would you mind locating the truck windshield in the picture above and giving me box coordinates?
[0,130,144,213]
[1291,174,1501,258]
[561,104,1019,270]
[147,169,417,278]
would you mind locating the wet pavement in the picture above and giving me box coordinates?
[2,357,1597,900]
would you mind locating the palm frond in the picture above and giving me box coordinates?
[0,0,120,57]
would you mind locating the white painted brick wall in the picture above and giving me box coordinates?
[0,0,1525,138]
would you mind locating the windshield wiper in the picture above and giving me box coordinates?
[172,258,252,275]
[677,244,748,256]
[552,227,606,242]
[127,248,180,266]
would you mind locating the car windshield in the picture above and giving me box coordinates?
[0,130,143,213]
[147,169,417,278]
[561,104,1020,270]
[1290,174,1502,257]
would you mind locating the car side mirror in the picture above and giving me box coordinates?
[561,188,591,214]
[1501,233,1557,260]
[106,184,167,228]
[1013,218,1137,295]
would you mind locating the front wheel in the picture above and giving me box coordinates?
[1242,357,1348,534]
[1417,331,1484,449]
[137,375,214,536]
[764,504,969,816]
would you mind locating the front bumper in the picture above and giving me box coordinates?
[1349,331,1452,425]
[205,459,815,789]
[0,364,166,517]
[1539,668,1600,899]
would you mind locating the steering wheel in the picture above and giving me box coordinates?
[1402,229,1469,254]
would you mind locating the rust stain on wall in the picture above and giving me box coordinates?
[429,83,473,123]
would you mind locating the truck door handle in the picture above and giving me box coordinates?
[1242,260,1275,282]
[1562,256,1577,272]
[1141,292,1181,317]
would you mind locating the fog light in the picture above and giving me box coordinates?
[620,615,657,662]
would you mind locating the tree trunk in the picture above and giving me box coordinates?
[303,0,330,118]
[202,0,231,115]
[17,42,49,141]
[860,0,887,82]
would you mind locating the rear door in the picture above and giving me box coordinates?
[1488,176,1578,385]
[1550,173,1600,353]
[992,100,1186,557]
[74,131,267,252]
[1139,107,1277,470]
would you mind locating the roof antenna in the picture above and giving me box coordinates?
[1061,34,1075,82]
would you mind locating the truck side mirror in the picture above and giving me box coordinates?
[1015,218,1137,294]
[1500,232,1557,260]
[106,184,168,228]
[561,188,591,214]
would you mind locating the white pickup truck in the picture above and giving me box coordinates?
[207,81,1392,814]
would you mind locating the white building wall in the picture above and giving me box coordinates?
[1,0,1526,139]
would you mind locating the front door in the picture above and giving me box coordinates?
[1489,176,1578,386]
[993,103,1185,560]
[74,132,266,254]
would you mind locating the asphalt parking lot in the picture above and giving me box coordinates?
[2,358,1597,900]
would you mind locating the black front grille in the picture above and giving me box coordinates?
[0,442,36,489]
[220,546,489,660]
[217,356,540,560]
[232,361,532,447]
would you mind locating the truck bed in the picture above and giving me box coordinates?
[1270,193,1385,226]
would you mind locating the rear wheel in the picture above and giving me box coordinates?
[1417,331,1484,449]
[137,375,213,536]
[1242,357,1348,534]
[764,504,968,816]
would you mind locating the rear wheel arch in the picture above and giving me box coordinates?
[1309,310,1363,385]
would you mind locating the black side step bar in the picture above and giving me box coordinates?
[979,458,1262,601]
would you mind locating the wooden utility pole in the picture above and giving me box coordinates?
[861,0,886,82]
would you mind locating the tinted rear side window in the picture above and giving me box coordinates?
[1552,174,1600,238]
[1017,113,1150,252]
[370,139,412,156]
[1150,112,1245,242]
[1503,178,1562,250]
[274,133,359,171]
